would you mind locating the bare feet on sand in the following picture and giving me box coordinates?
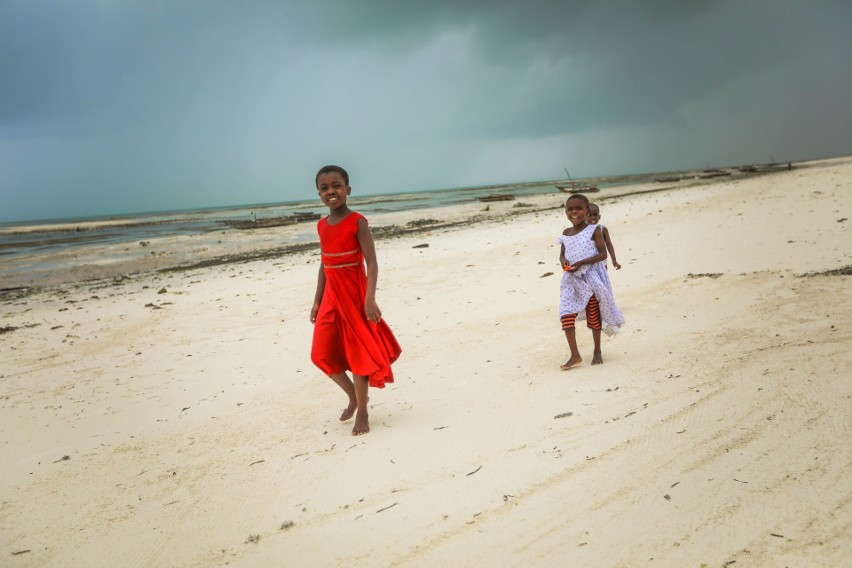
[339,400,357,421]
[561,356,582,370]
[352,411,369,436]
[592,350,603,365]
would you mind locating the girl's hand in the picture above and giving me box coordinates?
[364,298,382,323]
[310,303,320,323]
[567,260,582,272]
[613,261,622,270]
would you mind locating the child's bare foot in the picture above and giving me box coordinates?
[592,350,603,365]
[352,411,370,436]
[339,400,357,421]
[560,355,582,370]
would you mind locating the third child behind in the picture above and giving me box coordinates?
[587,203,621,270]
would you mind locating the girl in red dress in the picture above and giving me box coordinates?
[310,165,402,436]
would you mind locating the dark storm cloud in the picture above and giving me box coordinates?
[303,0,840,136]
[1,0,851,222]
[0,3,294,134]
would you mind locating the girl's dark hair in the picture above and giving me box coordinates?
[315,165,349,187]
[566,194,590,206]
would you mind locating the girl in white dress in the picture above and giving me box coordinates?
[557,195,624,370]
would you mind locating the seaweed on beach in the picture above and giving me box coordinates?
[0,287,34,301]
[0,322,41,335]
[798,265,852,277]
[157,242,319,273]
[371,218,481,239]
[406,218,441,228]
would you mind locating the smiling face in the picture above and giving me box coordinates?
[316,171,351,211]
[565,196,590,227]
[587,204,600,224]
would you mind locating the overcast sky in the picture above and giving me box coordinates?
[2,0,851,222]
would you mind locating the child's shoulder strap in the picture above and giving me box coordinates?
[588,224,602,239]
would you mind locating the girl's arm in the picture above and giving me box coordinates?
[356,217,382,323]
[602,227,621,269]
[310,264,326,322]
[559,243,569,269]
[569,226,607,271]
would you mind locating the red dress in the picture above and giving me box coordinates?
[311,212,401,388]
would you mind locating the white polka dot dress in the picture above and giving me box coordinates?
[558,224,624,334]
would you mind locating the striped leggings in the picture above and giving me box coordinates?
[561,294,601,331]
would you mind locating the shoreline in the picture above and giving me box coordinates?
[0,159,797,235]
[0,159,809,297]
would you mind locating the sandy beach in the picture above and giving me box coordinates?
[2,157,850,567]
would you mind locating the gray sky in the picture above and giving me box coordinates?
[2,0,851,223]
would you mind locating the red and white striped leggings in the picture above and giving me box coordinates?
[560,294,601,331]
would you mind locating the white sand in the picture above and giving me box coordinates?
[1,157,850,567]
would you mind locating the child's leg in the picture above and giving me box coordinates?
[351,374,370,436]
[314,309,358,420]
[591,328,602,365]
[561,313,582,370]
[329,372,357,421]
[585,295,604,365]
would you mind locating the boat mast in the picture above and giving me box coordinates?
[564,168,576,189]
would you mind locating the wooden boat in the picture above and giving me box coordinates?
[699,169,731,179]
[556,168,598,194]
[557,184,599,194]
[291,212,322,222]
[478,194,515,202]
